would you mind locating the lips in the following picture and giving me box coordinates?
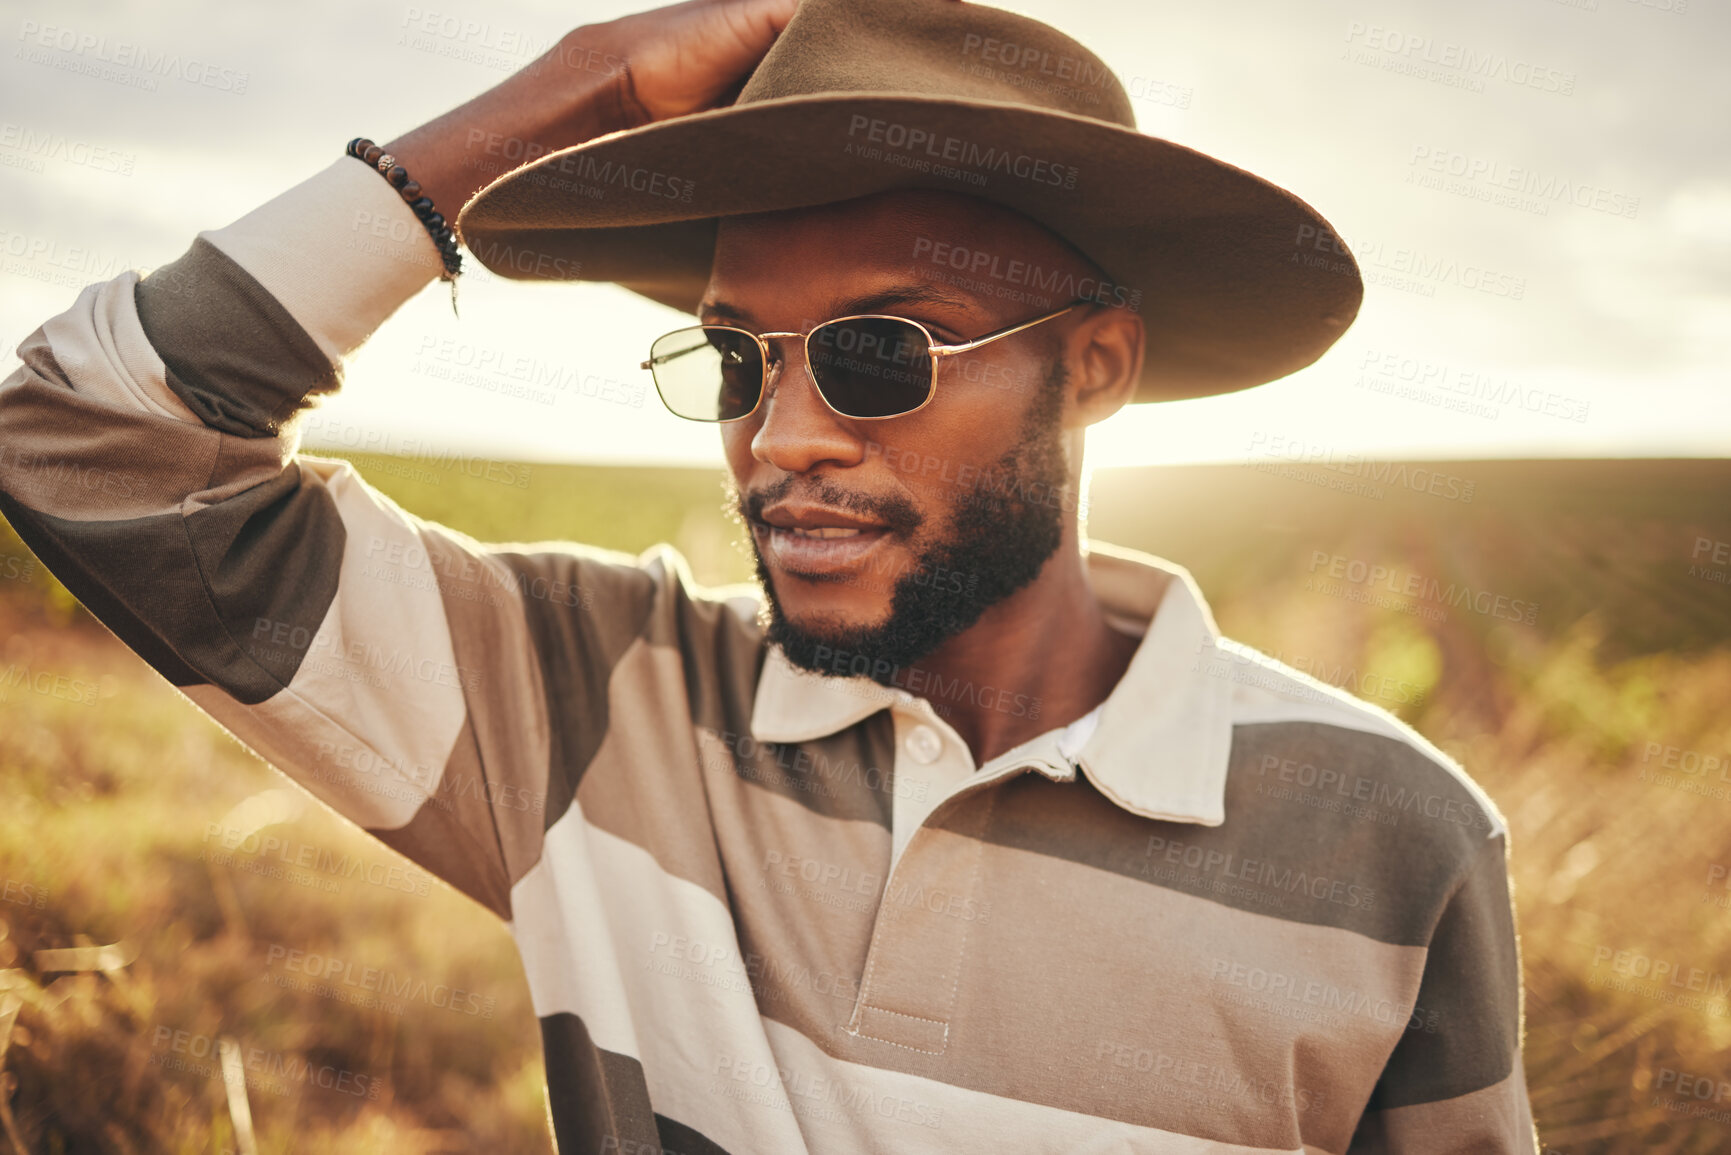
[753,506,893,575]
[779,526,869,540]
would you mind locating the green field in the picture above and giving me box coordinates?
[2,454,1729,1152]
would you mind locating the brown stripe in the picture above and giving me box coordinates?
[953,824,1417,1149]
[845,802,996,1057]
[575,639,733,905]
[534,541,897,876]
[498,546,657,838]
[0,460,344,701]
[1363,833,1522,1109]
[954,722,1494,946]
[697,716,899,830]
[134,237,338,438]
[720,765,1407,1144]
[819,790,1420,1148]
[0,368,245,521]
[420,525,552,890]
[712,770,890,1042]
[653,1114,735,1155]
[0,489,204,687]
[1348,1068,1536,1153]
[540,1012,662,1155]
[370,714,511,919]
[763,1016,1334,1153]
[556,543,900,830]
[196,463,346,694]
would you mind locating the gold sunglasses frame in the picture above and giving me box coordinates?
[641,298,1089,423]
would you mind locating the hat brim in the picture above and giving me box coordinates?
[456,93,1362,403]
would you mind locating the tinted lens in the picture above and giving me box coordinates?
[807,317,933,418]
[647,326,764,421]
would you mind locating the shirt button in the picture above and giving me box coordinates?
[905,725,942,764]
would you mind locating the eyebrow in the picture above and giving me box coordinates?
[699,283,980,328]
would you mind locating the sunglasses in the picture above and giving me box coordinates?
[641,299,1087,422]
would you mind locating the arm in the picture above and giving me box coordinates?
[0,0,797,918]
[1346,833,1539,1154]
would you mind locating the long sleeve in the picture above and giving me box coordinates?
[0,156,667,922]
[1346,832,1538,1153]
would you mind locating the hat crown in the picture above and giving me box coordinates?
[735,0,1136,129]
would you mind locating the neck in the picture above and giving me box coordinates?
[910,530,1144,766]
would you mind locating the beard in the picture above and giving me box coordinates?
[738,360,1073,686]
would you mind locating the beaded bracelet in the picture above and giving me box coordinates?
[346,136,463,316]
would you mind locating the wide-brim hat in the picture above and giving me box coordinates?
[456,0,1363,403]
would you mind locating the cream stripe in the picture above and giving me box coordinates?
[234,456,467,827]
[760,1016,1318,1154]
[506,803,1401,1153]
[36,273,200,422]
[202,157,442,363]
[511,813,811,1155]
[182,679,451,831]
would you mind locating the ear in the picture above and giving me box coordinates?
[1062,305,1144,429]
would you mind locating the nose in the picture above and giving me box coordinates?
[748,335,868,474]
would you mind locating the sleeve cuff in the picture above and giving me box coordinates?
[199,155,446,364]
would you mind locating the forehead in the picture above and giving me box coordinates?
[706,190,1079,306]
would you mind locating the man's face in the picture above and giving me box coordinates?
[707,190,1100,682]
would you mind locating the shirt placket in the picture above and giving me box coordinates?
[843,704,1070,1056]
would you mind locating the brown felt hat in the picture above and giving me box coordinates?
[455,0,1363,403]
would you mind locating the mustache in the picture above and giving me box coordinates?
[735,475,924,537]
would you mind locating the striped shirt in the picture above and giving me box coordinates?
[0,158,1537,1153]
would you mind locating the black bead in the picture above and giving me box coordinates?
[362,145,384,164]
[387,166,408,187]
[425,212,445,231]
[409,197,434,216]
[401,180,421,199]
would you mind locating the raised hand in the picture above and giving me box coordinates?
[583,0,803,127]
[382,0,803,222]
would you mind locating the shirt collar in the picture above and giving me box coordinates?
[749,541,1234,827]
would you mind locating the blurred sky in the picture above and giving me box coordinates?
[1,0,1726,468]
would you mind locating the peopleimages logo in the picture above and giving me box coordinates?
[150,1027,385,1100]
[1292,224,1526,301]
[1408,146,1640,220]
[911,237,1141,312]
[844,115,1079,190]
[0,122,135,175]
[1342,22,1576,96]
[959,33,1111,88]
[15,20,250,93]
[264,944,498,1018]
[1306,550,1538,625]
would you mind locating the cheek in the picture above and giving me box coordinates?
[883,434,1002,521]
[719,423,758,471]
[937,364,1047,446]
